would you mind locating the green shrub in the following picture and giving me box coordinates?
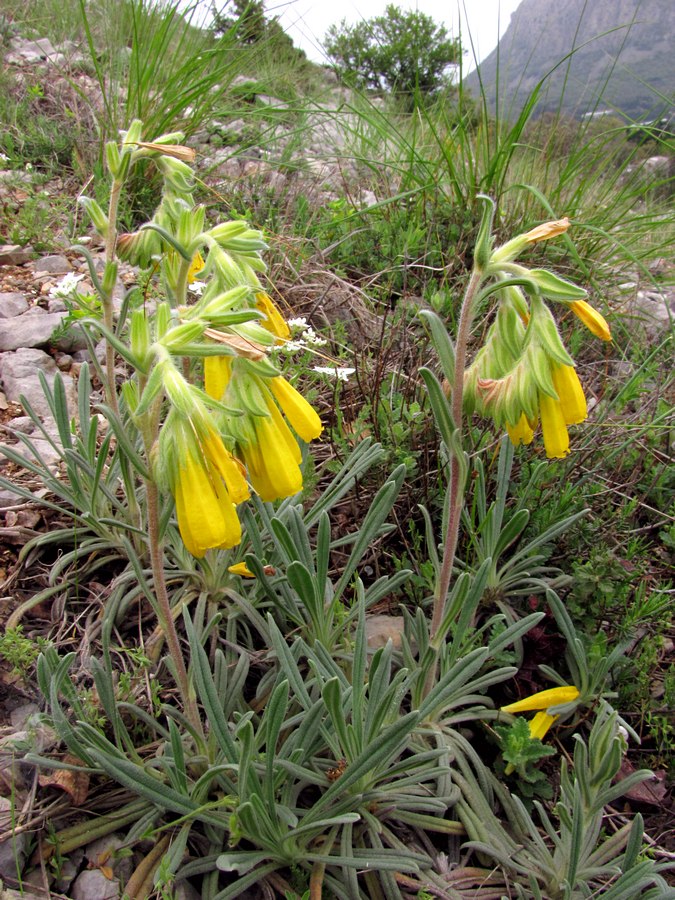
[324,5,461,101]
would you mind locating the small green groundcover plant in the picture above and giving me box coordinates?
[1,122,671,898]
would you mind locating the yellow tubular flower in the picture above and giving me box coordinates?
[255,292,291,341]
[204,356,232,401]
[269,376,323,442]
[505,413,534,447]
[551,364,587,426]
[528,711,559,741]
[539,391,570,459]
[266,399,302,464]
[174,455,241,557]
[188,251,205,283]
[243,413,303,502]
[228,562,255,578]
[201,429,250,504]
[568,300,612,342]
[501,685,580,714]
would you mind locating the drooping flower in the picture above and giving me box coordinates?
[204,356,233,403]
[551,363,587,426]
[188,250,205,283]
[203,356,322,503]
[528,711,559,741]
[501,685,578,774]
[255,292,291,342]
[501,685,580,714]
[241,402,304,501]
[539,390,571,458]
[158,412,249,558]
[505,412,534,447]
[568,299,612,342]
[268,376,323,442]
[173,452,242,557]
[228,562,255,578]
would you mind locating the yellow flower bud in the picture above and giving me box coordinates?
[551,364,587,426]
[523,218,570,243]
[568,300,612,342]
[228,562,255,578]
[255,292,291,342]
[501,685,580,713]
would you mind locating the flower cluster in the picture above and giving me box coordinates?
[464,219,612,458]
[104,150,325,558]
[203,356,323,503]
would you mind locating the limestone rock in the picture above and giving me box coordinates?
[0,293,29,318]
[0,348,76,427]
[0,245,33,266]
[0,310,65,351]
[31,254,71,275]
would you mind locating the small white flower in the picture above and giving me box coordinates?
[281,339,308,353]
[188,280,206,295]
[304,327,327,347]
[49,273,85,299]
[288,316,308,330]
[313,366,355,382]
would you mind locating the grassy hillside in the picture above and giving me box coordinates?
[0,1,673,898]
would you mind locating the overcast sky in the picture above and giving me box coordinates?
[268,0,523,71]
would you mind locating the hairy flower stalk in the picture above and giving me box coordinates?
[78,122,324,734]
[425,206,605,694]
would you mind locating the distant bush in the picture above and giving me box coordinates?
[211,0,300,59]
[324,5,461,100]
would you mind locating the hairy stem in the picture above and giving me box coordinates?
[103,178,122,416]
[145,476,203,739]
[425,267,483,693]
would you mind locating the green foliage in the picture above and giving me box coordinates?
[0,626,49,679]
[0,76,79,174]
[495,716,556,799]
[456,438,586,600]
[457,705,674,899]
[324,5,461,100]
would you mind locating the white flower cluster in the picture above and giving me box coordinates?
[49,273,85,299]
[313,366,356,383]
[280,317,327,354]
[188,281,206,295]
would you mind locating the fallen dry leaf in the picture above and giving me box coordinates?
[38,754,90,805]
[616,758,667,806]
